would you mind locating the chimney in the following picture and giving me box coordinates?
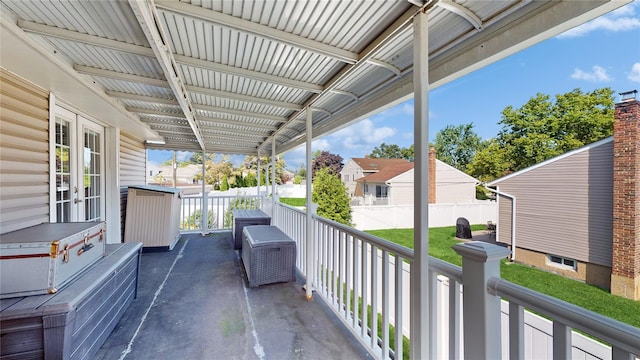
[429,147,436,203]
[611,90,640,300]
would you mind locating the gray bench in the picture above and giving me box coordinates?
[232,209,271,250]
[241,225,296,287]
[0,242,142,360]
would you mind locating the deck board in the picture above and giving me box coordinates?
[95,232,372,360]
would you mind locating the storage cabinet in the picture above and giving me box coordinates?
[0,242,142,360]
[232,209,271,250]
[242,225,296,287]
[124,185,182,251]
[0,222,106,299]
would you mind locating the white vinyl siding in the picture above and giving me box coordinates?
[119,131,146,186]
[0,69,50,233]
[496,142,613,267]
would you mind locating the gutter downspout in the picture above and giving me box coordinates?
[481,184,517,261]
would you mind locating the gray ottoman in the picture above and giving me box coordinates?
[241,225,296,287]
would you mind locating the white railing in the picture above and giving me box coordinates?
[271,202,640,360]
[179,199,639,359]
[179,193,261,233]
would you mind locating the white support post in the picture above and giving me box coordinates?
[257,150,261,199]
[452,241,511,359]
[411,9,430,360]
[172,150,177,188]
[271,140,276,224]
[201,151,208,235]
[305,107,314,300]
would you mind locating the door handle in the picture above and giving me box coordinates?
[74,198,82,204]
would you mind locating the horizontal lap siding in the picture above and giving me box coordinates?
[119,131,146,186]
[498,143,613,266]
[0,69,50,234]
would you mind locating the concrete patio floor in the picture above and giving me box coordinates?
[95,232,372,360]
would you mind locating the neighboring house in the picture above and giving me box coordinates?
[345,149,478,205]
[147,164,201,186]
[355,158,478,205]
[488,97,639,299]
[341,158,409,197]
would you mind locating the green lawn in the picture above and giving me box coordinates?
[279,197,306,206]
[366,226,640,329]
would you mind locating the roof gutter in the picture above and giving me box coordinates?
[480,184,516,261]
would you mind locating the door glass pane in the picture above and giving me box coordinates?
[55,118,71,223]
[83,128,101,221]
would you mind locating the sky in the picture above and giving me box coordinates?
[149,2,640,170]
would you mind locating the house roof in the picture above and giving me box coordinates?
[357,159,478,184]
[351,158,409,172]
[0,1,626,157]
[487,136,614,186]
[357,162,415,182]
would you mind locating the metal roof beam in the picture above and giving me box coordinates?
[17,21,319,104]
[149,122,271,135]
[437,0,483,30]
[156,1,359,64]
[128,0,205,150]
[194,104,287,123]
[185,85,302,111]
[132,107,278,131]
[105,90,178,105]
[74,65,168,87]
[18,19,156,57]
[175,54,323,93]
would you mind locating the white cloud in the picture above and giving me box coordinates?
[570,65,613,82]
[558,3,640,38]
[629,62,640,82]
[332,118,396,150]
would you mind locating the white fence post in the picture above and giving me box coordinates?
[452,241,510,359]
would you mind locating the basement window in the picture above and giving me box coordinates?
[547,255,577,271]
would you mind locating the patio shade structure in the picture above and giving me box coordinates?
[0,1,630,358]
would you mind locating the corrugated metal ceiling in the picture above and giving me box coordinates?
[0,0,627,155]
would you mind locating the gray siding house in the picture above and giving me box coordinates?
[488,138,613,289]
[488,97,640,298]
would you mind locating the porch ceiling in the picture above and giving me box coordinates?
[0,0,628,155]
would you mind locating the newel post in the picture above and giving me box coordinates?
[452,241,510,360]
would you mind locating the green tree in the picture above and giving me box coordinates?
[433,123,484,171]
[466,140,510,182]
[312,168,352,226]
[220,175,229,191]
[244,155,287,184]
[369,143,414,161]
[245,172,257,187]
[469,88,614,181]
[311,151,343,177]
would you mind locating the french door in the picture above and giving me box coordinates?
[53,106,105,223]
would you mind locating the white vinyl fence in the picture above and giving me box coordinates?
[351,202,498,230]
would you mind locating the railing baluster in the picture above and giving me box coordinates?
[509,301,524,360]
[353,237,360,330]
[371,246,378,350]
[395,255,403,360]
[346,234,352,323]
[449,278,460,360]
[553,321,571,360]
[429,269,438,360]
[382,249,390,359]
[361,241,369,340]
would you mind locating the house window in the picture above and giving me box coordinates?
[547,255,577,270]
[364,184,368,193]
[376,185,388,198]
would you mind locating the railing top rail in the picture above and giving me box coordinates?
[277,202,306,215]
[429,256,462,282]
[312,213,414,260]
[488,277,640,355]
